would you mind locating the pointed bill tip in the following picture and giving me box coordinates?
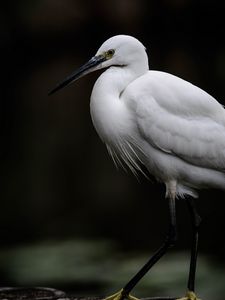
[48,55,106,96]
[48,82,66,96]
[48,89,56,96]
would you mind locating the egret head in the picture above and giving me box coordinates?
[49,35,148,95]
[95,35,148,69]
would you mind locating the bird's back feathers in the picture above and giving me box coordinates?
[125,71,225,171]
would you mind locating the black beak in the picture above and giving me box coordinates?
[48,55,106,96]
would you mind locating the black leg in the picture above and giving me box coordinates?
[185,198,201,292]
[122,196,177,298]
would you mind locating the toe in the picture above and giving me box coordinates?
[176,291,201,300]
[103,290,140,300]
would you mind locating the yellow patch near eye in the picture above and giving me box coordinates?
[105,49,115,59]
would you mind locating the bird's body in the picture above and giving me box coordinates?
[90,51,225,199]
[49,34,224,300]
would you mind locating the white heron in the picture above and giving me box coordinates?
[49,35,225,300]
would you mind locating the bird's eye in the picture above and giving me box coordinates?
[106,49,115,59]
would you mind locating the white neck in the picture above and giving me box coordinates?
[90,61,148,144]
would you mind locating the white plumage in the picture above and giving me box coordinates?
[49,34,223,300]
[89,35,225,199]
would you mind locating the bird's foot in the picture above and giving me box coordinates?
[176,290,201,300]
[103,289,139,300]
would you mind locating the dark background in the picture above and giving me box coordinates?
[0,0,225,297]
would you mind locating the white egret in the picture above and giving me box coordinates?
[49,35,225,300]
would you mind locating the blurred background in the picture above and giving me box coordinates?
[1,1,225,299]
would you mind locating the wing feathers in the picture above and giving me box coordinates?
[128,71,225,171]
